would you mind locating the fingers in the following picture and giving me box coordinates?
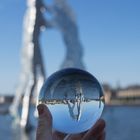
[36,104,53,140]
[98,131,105,140]
[63,119,105,140]
[53,130,67,140]
[64,134,83,140]
[63,129,86,140]
[82,119,106,140]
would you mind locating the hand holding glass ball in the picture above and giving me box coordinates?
[36,68,105,140]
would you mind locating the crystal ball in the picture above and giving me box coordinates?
[38,68,104,134]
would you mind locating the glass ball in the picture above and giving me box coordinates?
[38,68,104,134]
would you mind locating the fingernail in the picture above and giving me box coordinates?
[37,105,44,116]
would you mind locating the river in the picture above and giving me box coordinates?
[0,105,140,140]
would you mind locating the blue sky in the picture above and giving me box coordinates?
[0,0,140,94]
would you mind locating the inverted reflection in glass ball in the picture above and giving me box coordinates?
[39,68,104,134]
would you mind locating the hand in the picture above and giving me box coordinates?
[36,104,105,140]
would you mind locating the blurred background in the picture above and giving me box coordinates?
[0,0,140,140]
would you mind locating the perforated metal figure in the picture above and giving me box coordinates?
[10,0,85,133]
[47,0,85,69]
[10,0,51,132]
[64,81,84,121]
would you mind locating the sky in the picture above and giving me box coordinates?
[0,0,140,94]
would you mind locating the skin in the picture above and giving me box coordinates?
[36,104,105,140]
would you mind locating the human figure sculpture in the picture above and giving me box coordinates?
[64,81,84,121]
[10,0,51,132]
[47,0,85,69]
[10,0,85,133]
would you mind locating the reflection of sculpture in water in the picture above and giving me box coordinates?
[47,0,85,69]
[10,0,51,132]
[65,82,84,121]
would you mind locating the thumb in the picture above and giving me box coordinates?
[36,104,53,140]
